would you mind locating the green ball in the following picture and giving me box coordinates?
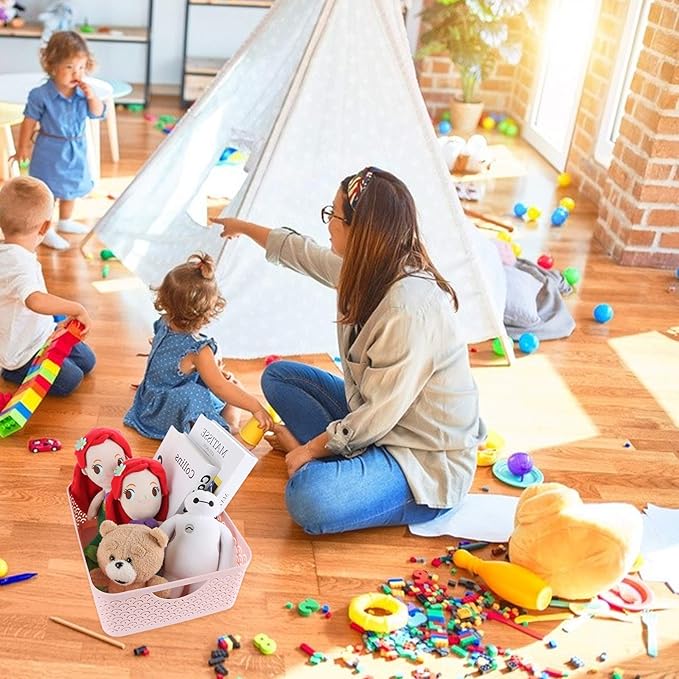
[504,122,519,137]
[492,337,505,357]
[497,119,509,133]
[100,249,116,260]
[563,267,580,286]
[440,111,451,122]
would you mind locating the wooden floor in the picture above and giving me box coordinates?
[1,97,678,678]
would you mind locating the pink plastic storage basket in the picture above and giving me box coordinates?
[68,488,252,637]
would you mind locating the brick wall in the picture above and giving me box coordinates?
[594,0,679,267]
[417,57,516,122]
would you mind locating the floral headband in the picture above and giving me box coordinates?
[347,167,378,210]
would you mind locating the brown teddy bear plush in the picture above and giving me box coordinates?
[90,520,170,596]
[509,483,642,600]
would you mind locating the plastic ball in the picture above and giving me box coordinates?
[497,230,512,242]
[438,120,452,135]
[481,115,496,130]
[513,202,528,218]
[563,267,580,286]
[440,111,451,122]
[518,332,540,354]
[551,207,569,226]
[0,558,7,578]
[593,303,614,323]
[537,254,554,269]
[492,337,506,356]
[526,206,541,221]
[675,267,679,279]
[504,122,519,137]
[559,197,575,212]
[497,119,509,134]
[507,452,534,478]
[511,242,522,257]
[557,172,571,187]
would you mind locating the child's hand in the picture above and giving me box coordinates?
[71,308,93,337]
[250,406,274,433]
[77,79,94,99]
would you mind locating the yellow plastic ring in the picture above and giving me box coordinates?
[348,593,409,633]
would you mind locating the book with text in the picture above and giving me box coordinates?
[188,414,258,513]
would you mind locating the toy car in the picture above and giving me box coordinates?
[28,437,62,453]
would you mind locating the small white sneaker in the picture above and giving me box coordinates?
[57,219,89,234]
[41,229,70,250]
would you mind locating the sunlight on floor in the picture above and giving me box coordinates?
[91,276,147,293]
[609,331,679,428]
[473,354,599,452]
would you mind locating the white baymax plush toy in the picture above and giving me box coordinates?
[160,489,235,597]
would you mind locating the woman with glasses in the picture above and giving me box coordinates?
[212,167,485,535]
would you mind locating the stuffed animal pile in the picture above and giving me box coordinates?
[71,427,236,597]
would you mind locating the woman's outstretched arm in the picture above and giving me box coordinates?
[211,217,271,249]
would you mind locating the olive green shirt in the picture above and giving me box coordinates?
[266,228,484,508]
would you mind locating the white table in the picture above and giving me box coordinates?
[0,73,116,182]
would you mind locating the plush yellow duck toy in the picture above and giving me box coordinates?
[509,482,643,600]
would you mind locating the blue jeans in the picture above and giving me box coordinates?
[261,360,453,535]
[1,342,96,396]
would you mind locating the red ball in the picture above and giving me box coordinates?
[264,354,281,366]
[537,254,554,269]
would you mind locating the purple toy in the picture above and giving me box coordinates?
[507,452,534,481]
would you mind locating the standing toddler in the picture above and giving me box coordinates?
[11,31,106,250]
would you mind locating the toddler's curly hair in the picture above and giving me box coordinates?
[154,253,226,334]
[40,31,95,76]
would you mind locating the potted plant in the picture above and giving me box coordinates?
[418,0,531,134]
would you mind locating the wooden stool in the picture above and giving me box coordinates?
[0,103,25,180]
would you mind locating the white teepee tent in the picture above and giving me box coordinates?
[91,0,507,358]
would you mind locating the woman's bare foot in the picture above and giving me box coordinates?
[264,423,299,453]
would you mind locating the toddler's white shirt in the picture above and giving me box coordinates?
[0,243,54,370]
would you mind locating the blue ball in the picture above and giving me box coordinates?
[438,120,452,135]
[593,303,614,323]
[513,202,527,217]
[551,207,569,226]
[518,332,540,354]
[675,267,679,279]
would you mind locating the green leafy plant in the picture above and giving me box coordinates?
[418,0,531,103]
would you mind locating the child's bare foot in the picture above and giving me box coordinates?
[264,423,299,453]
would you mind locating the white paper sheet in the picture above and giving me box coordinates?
[640,504,679,589]
[409,493,519,542]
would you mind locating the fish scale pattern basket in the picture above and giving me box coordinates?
[68,489,252,637]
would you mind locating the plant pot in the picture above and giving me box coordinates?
[450,99,484,136]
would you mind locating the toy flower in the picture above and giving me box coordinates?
[113,462,126,476]
[75,436,87,451]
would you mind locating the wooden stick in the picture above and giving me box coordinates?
[463,207,514,232]
[49,616,126,650]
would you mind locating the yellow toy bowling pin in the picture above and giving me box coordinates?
[238,405,281,448]
[454,549,552,610]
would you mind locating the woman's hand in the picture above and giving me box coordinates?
[285,443,315,477]
[210,217,251,240]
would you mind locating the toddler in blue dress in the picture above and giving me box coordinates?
[11,31,106,250]
[124,253,274,440]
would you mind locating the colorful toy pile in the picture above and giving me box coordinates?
[0,319,84,437]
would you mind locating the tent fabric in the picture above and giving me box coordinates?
[93,0,507,358]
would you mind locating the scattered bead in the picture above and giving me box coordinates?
[133,645,149,656]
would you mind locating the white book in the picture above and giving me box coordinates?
[188,414,258,513]
[153,426,220,517]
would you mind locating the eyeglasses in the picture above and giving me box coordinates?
[320,205,349,225]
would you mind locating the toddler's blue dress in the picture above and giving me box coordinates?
[24,79,106,200]
[124,318,229,440]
